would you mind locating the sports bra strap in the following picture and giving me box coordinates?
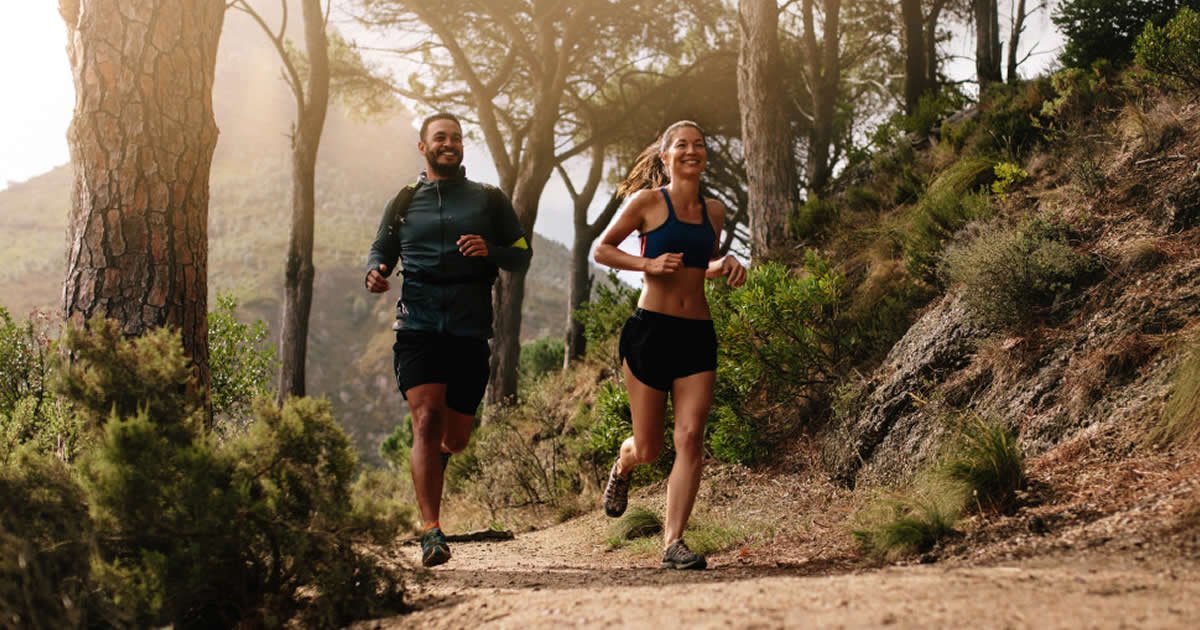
[658,187,676,219]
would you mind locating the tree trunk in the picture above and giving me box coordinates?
[59,0,225,395]
[1006,0,1028,84]
[901,0,927,115]
[924,2,945,93]
[564,235,593,367]
[738,0,795,261]
[974,0,1002,91]
[277,0,331,402]
[803,0,842,196]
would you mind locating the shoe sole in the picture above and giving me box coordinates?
[604,505,626,518]
[661,557,707,570]
[422,546,452,567]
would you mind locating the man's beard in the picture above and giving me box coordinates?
[426,147,462,177]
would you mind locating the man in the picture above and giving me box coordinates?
[365,113,531,567]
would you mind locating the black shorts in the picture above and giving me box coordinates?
[618,309,717,392]
[393,330,490,415]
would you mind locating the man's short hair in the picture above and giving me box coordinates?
[419,113,462,141]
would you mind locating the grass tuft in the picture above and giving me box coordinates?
[852,485,963,561]
[606,506,662,548]
[941,415,1026,515]
[1150,340,1200,447]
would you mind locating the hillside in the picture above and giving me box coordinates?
[0,10,588,462]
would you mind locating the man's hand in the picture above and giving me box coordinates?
[365,264,391,293]
[644,252,683,275]
[457,234,489,257]
[721,256,747,288]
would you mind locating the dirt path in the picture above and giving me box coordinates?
[354,513,1200,629]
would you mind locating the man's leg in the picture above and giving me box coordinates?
[407,383,451,528]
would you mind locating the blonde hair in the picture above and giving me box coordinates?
[617,120,706,197]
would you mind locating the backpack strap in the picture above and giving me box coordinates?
[388,183,418,233]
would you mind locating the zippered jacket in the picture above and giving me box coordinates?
[365,171,531,338]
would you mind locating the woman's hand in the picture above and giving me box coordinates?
[644,252,683,275]
[720,256,747,287]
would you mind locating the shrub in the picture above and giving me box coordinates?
[1150,340,1200,446]
[379,415,413,469]
[974,79,1056,158]
[941,218,1101,327]
[460,406,572,516]
[991,162,1029,202]
[903,87,967,137]
[0,307,51,416]
[852,485,963,560]
[1053,0,1199,69]
[707,404,764,465]
[519,336,565,384]
[1135,8,1200,92]
[941,415,1026,514]
[1069,157,1107,196]
[709,255,848,412]
[791,194,838,241]
[575,272,640,351]
[582,380,673,484]
[904,185,993,281]
[208,294,276,424]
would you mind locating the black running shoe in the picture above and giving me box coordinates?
[420,527,451,567]
[602,460,630,518]
[661,539,706,570]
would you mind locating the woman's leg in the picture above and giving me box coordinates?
[618,360,668,474]
[663,369,715,546]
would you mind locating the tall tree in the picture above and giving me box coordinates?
[974,0,1003,89]
[1006,0,1032,83]
[353,0,716,403]
[738,0,796,260]
[900,0,929,114]
[59,0,226,393]
[801,0,842,195]
[231,0,331,401]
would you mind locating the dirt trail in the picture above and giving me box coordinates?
[354,512,1200,629]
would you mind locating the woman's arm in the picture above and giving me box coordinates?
[594,190,682,275]
[704,198,746,286]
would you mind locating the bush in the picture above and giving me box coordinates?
[941,219,1101,327]
[1135,8,1200,92]
[904,173,994,281]
[791,194,838,241]
[582,380,673,484]
[707,404,764,465]
[460,405,571,517]
[208,294,276,423]
[941,415,1026,514]
[991,162,1029,202]
[0,307,51,416]
[973,79,1057,158]
[519,336,565,384]
[709,255,848,412]
[903,87,967,137]
[1053,0,1199,69]
[51,319,409,627]
[575,272,640,351]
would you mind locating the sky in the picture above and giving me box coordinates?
[0,2,1062,253]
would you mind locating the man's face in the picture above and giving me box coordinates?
[419,119,464,177]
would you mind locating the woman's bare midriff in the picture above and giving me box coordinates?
[637,268,710,320]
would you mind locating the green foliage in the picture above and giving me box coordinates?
[869,125,925,204]
[581,380,673,484]
[379,415,413,469]
[711,257,848,408]
[941,219,1101,327]
[903,159,995,280]
[208,294,276,423]
[519,336,565,384]
[0,448,98,629]
[606,506,663,547]
[1135,8,1200,92]
[1069,157,1108,196]
[1039,67,1108,128]
[1053,0,1199,69]
[576,272,640,350]
[707,404,764,465]
[903,87,967,137]
[0,307,50,415]
[941,415,1026,514]
[1150,340,1200,446]
[460,403,571,516]
[991,162,1029,201]
[791,194,838,241]
[852,486,963,560]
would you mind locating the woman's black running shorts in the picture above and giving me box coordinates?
[393,330,490,415]
[618,308,717,392]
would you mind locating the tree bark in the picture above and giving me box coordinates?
[277,0,331,402]
[974,0,1003,91]
[738,0,795,261]
[803,0,842,195]
[901,0,927,115]
[1006,0,1028,84]
[59,0,225,395]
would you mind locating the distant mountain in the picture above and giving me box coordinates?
[0,9,590,463]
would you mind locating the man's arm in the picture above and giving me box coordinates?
[365,193,403,290]
[484,188,532,273]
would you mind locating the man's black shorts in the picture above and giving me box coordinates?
[618,308,717,392]
[393,330,490,415]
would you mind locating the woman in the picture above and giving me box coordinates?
[593,121,747,570]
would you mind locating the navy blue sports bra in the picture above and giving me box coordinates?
[640,187,717,269]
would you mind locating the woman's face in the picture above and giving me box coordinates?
[660,126,707,179]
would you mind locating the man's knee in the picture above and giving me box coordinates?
[410,406,445,442]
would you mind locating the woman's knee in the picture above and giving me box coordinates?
[627,439,663,464]
[673,424,704,456]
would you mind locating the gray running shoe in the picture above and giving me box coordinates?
[420,527,451,567]
[602,460,630,518]
[661,539,706,570]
